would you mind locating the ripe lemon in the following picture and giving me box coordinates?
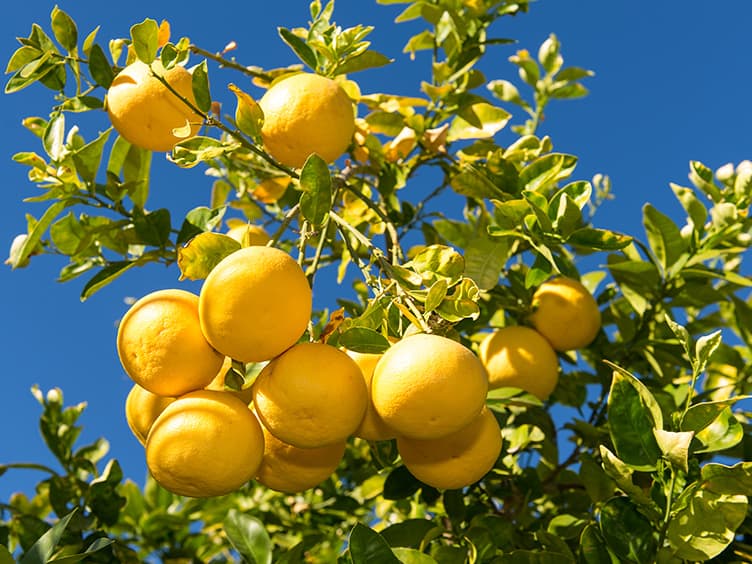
[117,289,224,397]
[198,246,312,363]
[146,390,264,497]
[479,326,559,400]
[106,60,202,152]
[347,351,396,442]
[397,407,501,490]
[205,357,254,405]
[124,384,175,446]
[225,222,271,246]
[371,334,488,440]
[259,73,355,168]
[529,277,601,351]
[252,342,368,448]
[255,420,345,493]
[254,177,290,204]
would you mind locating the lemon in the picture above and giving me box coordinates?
[198,246,311,363]
[371,334,488,440]
[254,177,290,204]
[347,351,396,442]
[252,342,368,448]
[259,73,355,168]
[124,384,175,446]
[146,390,264,497]
[255,420,345,493]
[479,326,559,400]
[106,60,201,152]
[117,289,224,397]
[397,407,501,490]
[225,221,271,246]
[205,357,254,405]
[529,277,601,351]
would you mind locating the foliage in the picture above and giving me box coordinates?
[3,0,752,562]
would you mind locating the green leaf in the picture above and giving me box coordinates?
[642,203,686,273]
[606,368,662,471]
[383,466,422,500]
[464,237,509,290]
[487,79,524,105]
[133,208,171,247]
[652,429,693,473]
[223,510,272,564]
[5,45,42,74]
[0,546,14,564]
[191,60,211,113]
[695,330,722,373]
[339,327,390,354]
[19,508,78,564]
[680,397,749,434]
[450,164,504,200]
[496,551,572,564]
[518,153,577,193]
[578,524,614,564]
[424,279,448,313]
[72,128,111,184]
[436,278,480,322]
[229,83,264,143]
[689,160,721,202]
[47,538,114,563]
[381,519,439,549]
[409,244,465,286]
[81,261,138,301]
[278,27,318,70]
[567,227,632,251]
[392,548,438,564]
[176,205,227,245]
[171,136,235,169]
[348,523,401,564]
[336,50,392,75]
[43,112,65,161]
[130,18,159,63]
[50,6,78,53]
[670,183,707,230]
[667,486,747,561]
[701,461,752,495]
[10,200,70,269]
[447,102,511,141]
[177,232,240,281]
[692,406,743,454]
[299,154,332,227]
[599,497,656,564]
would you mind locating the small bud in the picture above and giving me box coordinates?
[46,388,62,404]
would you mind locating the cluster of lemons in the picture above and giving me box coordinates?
[107,57,602,498]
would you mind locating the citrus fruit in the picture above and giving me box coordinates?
[371,333,488,440]
[124,384,175,446]
[255,419,346,493]
[479,326,559,400]
[198,246,311,363]
[258,72,355,168]
[254,177,290,204]
[225,221,271,246]
[146,390,264,497]
[205,357,254,405]
[252,342,368,448]
[529,277,601,351]
[397,407,501,490]
[106,60,202,152]
[117,289,224,397]
[346,350,396,442]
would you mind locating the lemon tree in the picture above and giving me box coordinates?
[2,2,752,563]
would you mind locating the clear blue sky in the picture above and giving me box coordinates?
[2,1,751,501]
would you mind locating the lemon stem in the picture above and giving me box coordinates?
[189,45,268,79]
[267,203,300,248]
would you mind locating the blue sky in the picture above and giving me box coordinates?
[1,1,751,501]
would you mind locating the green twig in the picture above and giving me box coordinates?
[189,45,267,79]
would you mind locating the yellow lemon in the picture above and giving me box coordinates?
[347,351,396,442]
[225,221,271,246]
[252,342,368,448]
[146,390,264,497]
[106,60,202,152]
[255,420,345,493]
[205,357,254,405]
[117,289,224,397]
[254,177,291,204]
[259,73,355,168]
[529,277,601,351]
[371,334,488,440]
[479,326,559,400]
[397,407,501,490]
[198,246,311,363]
[124,384,175,446]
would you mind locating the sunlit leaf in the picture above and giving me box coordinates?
[191,60,211,113]
[464,237,509,290]
[299,153,332,226]
[339,327,390,354]
[50,6,77,53]
[447,102,510,141]
[229,83,264,143]
[278,27,317,70]
[224,509,272,564]
[130,18,159,63]
[81,261,138,301]
[177,232,240,281]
